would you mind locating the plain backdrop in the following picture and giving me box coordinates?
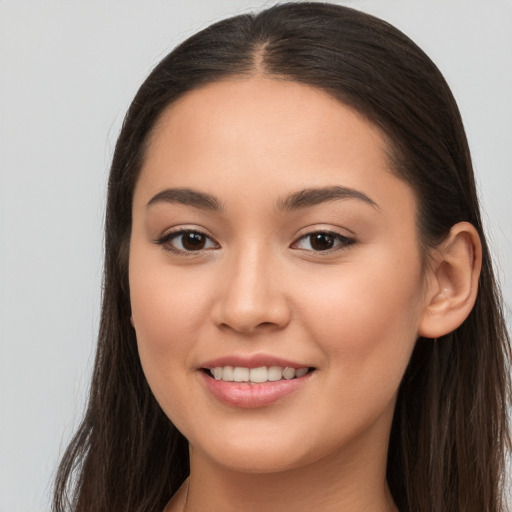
[1,1,511,511]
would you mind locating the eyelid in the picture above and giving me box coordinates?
[153,225,355,255]
[155,227,220,255]
[291,228,356,253]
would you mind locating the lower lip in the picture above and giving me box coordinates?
[200,371,312,408]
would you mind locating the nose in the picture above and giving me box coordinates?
[211,246,291,335]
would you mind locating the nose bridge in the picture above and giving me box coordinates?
[213,240,290,333]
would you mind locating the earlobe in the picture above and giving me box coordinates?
[418,222,482,339]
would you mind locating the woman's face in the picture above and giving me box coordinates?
[129,77,430,473]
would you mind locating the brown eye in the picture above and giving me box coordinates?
[309,233,335,251]
[293,231,355,252]
[157,229,218,254]
[181,232,207,251]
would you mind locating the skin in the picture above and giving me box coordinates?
[129,77,481,512]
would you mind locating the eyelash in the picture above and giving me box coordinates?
[155,229,355,255]
[156,229,219,255]
[292,231,356,253]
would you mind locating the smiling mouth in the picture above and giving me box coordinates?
[204,366,315,384]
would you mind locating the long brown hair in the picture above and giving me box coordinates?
[53,3,511,511]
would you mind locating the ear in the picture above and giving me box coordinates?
[418,222,482,338]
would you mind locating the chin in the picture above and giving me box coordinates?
[186,419,339,475]
[200,442,314,474]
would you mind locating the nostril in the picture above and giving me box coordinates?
[256,321,280,329]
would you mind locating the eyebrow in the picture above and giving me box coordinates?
[277,186,379,211]
[146,185,378,213]
[146,188,223,211]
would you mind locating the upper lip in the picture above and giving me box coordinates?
[200,354,312,370]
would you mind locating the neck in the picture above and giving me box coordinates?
[177,425,397,512]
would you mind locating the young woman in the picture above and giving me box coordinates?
[53,3,511,511]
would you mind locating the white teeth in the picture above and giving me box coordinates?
[295,367,308,378]
[282,367,296,380]
[222,366,234,381]
[209,366,310,383]
[249,367,268,383]
[233,367,249,382]
[267,366,283,381]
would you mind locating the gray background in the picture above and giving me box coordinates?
[1,1,511,511]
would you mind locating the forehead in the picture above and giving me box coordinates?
[148,76,390,167]
[136,77,414,217]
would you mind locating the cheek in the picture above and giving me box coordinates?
[129,260,211,429]
[128,247,212,389]
[297,250,424,389]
